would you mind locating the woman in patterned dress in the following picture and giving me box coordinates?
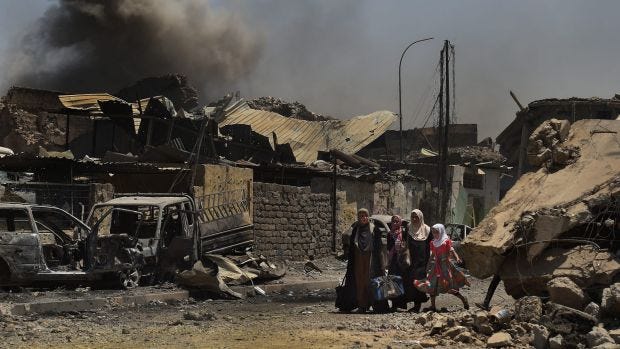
[413,223,470,311]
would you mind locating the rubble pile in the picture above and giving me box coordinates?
[449,145,506,165]
[0,101,67,153]
[462,119,620,299]
[247,96,332,121]
[527,118,580,169]
[115,74,199,111]
[406,294,620,349]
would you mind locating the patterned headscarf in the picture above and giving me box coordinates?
[388,215,403,261]
[390,215,402,236]
[431,223,449,248]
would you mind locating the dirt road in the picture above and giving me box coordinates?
[0,277,514,349]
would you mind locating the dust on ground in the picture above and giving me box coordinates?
[0,273,512,349]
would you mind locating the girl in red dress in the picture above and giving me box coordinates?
[413,223,470,311]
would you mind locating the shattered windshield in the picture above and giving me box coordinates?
[89,205,160,239]
[0,208,32,233]
[31,208,86,241]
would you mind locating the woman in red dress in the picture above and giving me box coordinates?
[413,223,470,311]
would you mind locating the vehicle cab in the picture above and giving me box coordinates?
[87,194,199,283]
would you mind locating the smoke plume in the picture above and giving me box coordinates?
[3,0,262,98]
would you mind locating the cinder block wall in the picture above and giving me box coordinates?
[253,182,333,260]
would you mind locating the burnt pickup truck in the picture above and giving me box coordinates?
[86,194,200,285]
[0,192,254,289]
[0,194,201,288]
[0,203,141,288]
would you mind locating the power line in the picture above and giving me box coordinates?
[410,61,441,128]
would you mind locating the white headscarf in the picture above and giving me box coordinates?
[409,209,430,241]
[431,223,449,248]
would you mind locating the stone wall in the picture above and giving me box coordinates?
[311,177,429,217]
[253,182,333,260]
[311,176,432,252]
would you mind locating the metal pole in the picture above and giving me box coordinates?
[443,40,451,223]
[399,37,433,162]
[437,44,445,221]
[331,151,337,252]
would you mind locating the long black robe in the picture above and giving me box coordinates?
[387,222,431,308]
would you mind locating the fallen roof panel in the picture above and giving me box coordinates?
[58,93,122,113]
[220,106,396,164]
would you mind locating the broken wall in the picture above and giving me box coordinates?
[310,176,429,220]
[462,119,620,286]
[253,182,332,260]
[193,164,253,236]
[448,165,502,226]
[357,124,478,161]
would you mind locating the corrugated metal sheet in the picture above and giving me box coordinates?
[58,94,147,131]
[220,107,396,163]
[58,93,121,113]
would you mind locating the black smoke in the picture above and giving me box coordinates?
[3,0,262,98]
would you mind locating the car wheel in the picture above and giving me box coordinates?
[119,268,140,289]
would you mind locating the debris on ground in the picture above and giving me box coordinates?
[459,118,619,349]
[176,253,287,299]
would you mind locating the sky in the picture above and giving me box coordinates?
[0,0,619,139]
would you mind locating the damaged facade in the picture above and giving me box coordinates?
[0,74,441,288]
[462,118,620,302]
[496,96,620,192]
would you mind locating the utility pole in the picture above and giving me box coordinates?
[442,40,451,223]
[436,40,453,222]
[436,44,445,221]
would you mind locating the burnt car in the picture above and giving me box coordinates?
[0,203,140,288]
[87,194,199,285]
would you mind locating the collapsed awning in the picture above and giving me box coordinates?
[220,103,397,164]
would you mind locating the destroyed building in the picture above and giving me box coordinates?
[356,123,508,227]
[357,124,479,161]
[496,96,620,193]
[462,118,620,302]
[0,75,439,266]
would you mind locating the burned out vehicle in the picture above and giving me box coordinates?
[86,194,199,285]
[0,203,139,288]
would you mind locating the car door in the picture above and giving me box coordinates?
[157,203,193,277]
[0,208,41,274]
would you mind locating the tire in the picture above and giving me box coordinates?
[119,268,140,289]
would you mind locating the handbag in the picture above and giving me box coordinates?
[398,246,411,269]
[335,274,357,312]
[370,275,404,301]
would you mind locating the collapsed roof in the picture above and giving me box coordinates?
[0,79,398,166]
[220,100,397,164]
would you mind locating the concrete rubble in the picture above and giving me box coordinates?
[462,119,620,288]
[458,117,620,348]
[363,295,620,348]
[247,96,332,121]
